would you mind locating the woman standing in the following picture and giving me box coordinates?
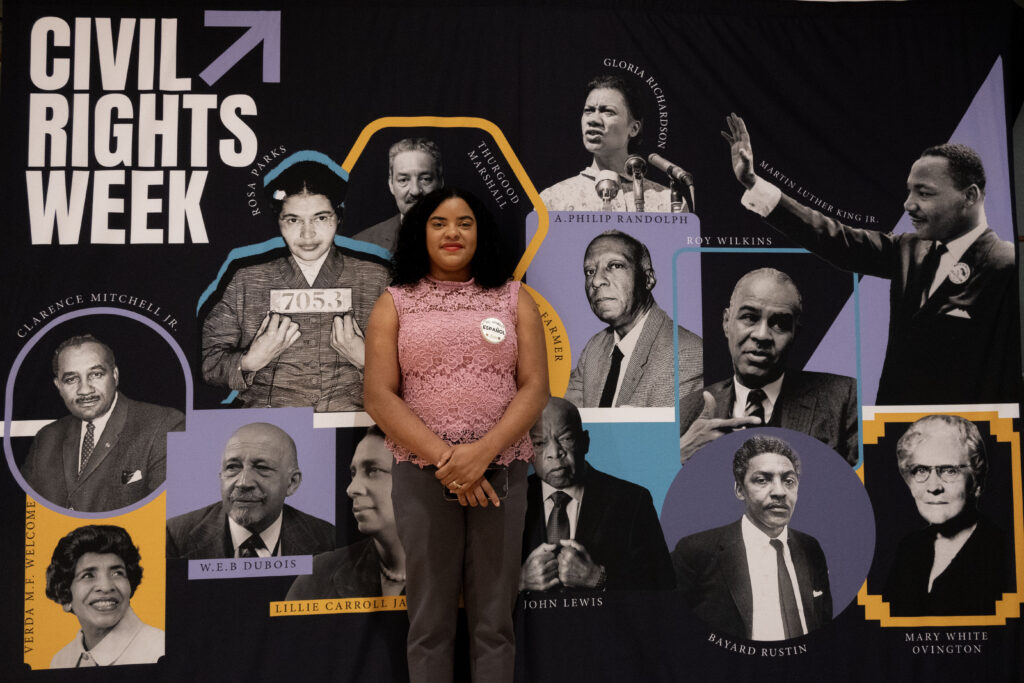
[365,187,548,682]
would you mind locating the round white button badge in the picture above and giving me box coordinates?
[480,317,506,344]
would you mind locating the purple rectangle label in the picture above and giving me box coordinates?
[187,555,313,580]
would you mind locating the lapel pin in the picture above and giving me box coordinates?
[949,262,970,285]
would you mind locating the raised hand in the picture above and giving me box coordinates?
[721,113,758,190]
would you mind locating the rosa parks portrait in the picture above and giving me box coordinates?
[863,414,1016,618]
[662,427,874,640]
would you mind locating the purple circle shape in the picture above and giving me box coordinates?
[4,307,193,518]
[661,426,875,624]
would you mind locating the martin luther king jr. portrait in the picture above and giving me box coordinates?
[723,113,1018,405]
[20,334,184,513]
[679,267,858,466]
[564,230,702,408]
[166,422,335,560]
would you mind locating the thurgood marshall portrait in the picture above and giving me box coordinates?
[165,409,335,561]
[19,333,185,513]
[662,427,875,641]
[349,137,445,254]
[863,412,1017,620]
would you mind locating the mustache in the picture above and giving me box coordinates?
[230,493,264,503]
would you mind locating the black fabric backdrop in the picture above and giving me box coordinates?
[1,0,1022,680]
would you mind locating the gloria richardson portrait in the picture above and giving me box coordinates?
[862,412,1018,621]
[661,427,874,641]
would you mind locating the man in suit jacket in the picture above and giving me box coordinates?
[520,397,674,591]
[350,138,444,253]
[679,268,858,465]
[673,434,832,640]
[724,114,1018,405]
[166,422,335,559]
[21,335,184,512]
[564,230,702,408]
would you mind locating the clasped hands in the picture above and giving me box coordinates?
[435,442,501,508]
[239,311,366,373]
[519,541,605,591]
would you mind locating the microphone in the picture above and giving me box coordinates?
[594,170,620,211]
[624,155,647,212]
[647,153,693,185]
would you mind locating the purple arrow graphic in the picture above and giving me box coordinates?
[200,10,281,85]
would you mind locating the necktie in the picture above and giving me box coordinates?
[599,346,624,408]
[546,491,571,544]
[745,388,767,424]
[917,242,947,307]
[79,421,95,475]
[239,533,266,558]
[770,538,804,639]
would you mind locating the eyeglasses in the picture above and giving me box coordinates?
[905,464,970,483]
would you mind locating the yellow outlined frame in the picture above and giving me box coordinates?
[858,409,1023,626]
[339,116,550,280]
[339,116,565,394]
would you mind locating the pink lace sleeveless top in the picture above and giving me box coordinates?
[386,277,534,467]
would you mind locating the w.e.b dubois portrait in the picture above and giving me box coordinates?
[673,434,831,640]
[882,415,1012,616]
[166,422,335,560]
[564,230,702,408]
[21,334,184,512]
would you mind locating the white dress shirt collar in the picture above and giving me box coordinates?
[731,373,784,423]
[540,478,585,540]
[228,512,284,558]
[610,308,651,406]
[740,514,808,640]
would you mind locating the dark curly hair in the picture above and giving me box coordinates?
[920,143,986,193]
[45,525,143,606]
[586,74,646,152]
[733,435,800,486]
[264,158,348,218]
[390,187,513,289]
